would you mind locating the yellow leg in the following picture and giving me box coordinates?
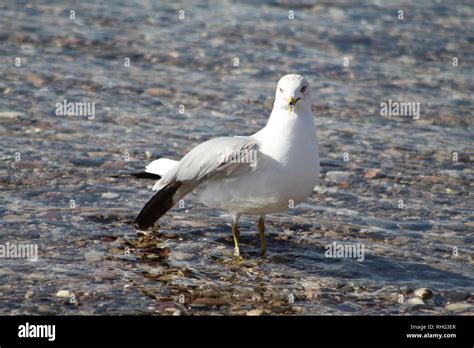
[258,217,267,256]
[232,223,240,257]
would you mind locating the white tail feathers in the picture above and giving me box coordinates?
[145,158,178,177]
[146,158,179,192]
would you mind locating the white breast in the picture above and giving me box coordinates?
[197,109,320,215]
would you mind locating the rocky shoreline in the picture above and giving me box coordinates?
[0,0,472,315]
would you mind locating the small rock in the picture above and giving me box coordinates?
[324,230,339,238]
[25,290,34,299]
[339,181,350,189]
[414,288,433,300]
[100,162,124,170]
[340,284,354,293]
[444,291,470,302]
[101,192,120,199]
[172,252,195,261]
[84,251,104,262]
[191,297,227,308]
[71,158,106,167]
[25,126,42,133]
[246,308,264,316]
[406,297,425,306]
[26,74,44,87]
[420,175,442,183]
[464,221,474,229]
[291,306,304,313]
[0,111,23,119]
[56,290,71,298]
[445,187,459,195]
[334,304,356,312]
[445,303,473,312]
[439,169,464,179]
[364,168,382,179]
[145,87,168,97]
[167,51,180,59]
[325,171,353,184]
[93,270,115,280]
[400,222,433,231]
[75,240,87,247]
[392,236,411,245]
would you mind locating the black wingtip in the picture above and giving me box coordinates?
[134,181,182,229]
[110,172,162,180]
[130,172,162,180]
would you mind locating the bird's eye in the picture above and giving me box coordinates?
[279,87,283,93]
[300,86,307,93]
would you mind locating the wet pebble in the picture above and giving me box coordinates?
[191,297,227,308]
[101,192,120,199]
[246,308,264,316]
[332,304,357,312]
[70,158,106,167]
[145,87,168,97]
[400,222,433,231]
[171,252,196,261]
[0,267,15,276]
[439,170,464,179]
[324,230,340,238]
[56,290,71,298]
[325,171,353,184]
[93,270,116,280]
[414,288,433,300]
[84,251,104,262]
[291,306,304,313]
[406,297,425,306]
[364,168,383,179]
[444,291,470,302]
[340,284,355,293]
[0,111,23,119]
[445,303,473,313]
[26,74,45,87]
[391,236,411,245]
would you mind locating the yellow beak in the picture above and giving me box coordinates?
[288,97,300,107]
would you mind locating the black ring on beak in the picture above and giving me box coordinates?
[289,97,301,107]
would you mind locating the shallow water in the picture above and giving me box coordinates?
[0,0,473,315]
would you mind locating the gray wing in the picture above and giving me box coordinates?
[159,136,258,187]
[134,137,258,229]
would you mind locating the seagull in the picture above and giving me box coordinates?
[134,74,320,257]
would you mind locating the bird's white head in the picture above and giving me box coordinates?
[274,74,311,114]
